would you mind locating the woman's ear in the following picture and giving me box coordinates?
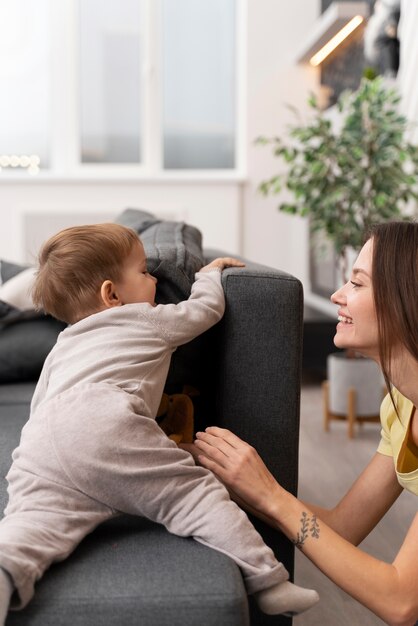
[100,280,122,308]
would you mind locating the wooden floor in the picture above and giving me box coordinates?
[292,380,416,626]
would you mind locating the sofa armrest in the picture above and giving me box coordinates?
[204,250,304,626]
[205,251,303,493]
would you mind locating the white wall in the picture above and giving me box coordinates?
[0,0,320,292]
[0,178,242,263]
[243,0,319,287]
[398,0,418,144]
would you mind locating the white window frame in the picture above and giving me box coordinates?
[45,0,246,181]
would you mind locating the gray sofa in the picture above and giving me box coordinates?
[0,252,303,626]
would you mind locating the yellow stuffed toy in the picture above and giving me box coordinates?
[157,386,198,444]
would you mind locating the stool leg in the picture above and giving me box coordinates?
[347,387,356,439]
[323,380,330,432]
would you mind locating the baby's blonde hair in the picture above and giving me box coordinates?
[32,223,140,324]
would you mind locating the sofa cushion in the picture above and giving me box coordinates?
[5,516,248,626]
[0,316,66,384]
[0,260,30,284]
[0,388,32,514]
[0,382,37,406]
[0,262,66,384]
[115,208,205,304]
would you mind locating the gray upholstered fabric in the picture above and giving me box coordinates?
[0,394,31,515]
[0,383,36,406]
[0,317,66,383]
[0,261,29,285]
[0,302,43,327]
[0,251,303,626]
[204,253,303,626]
[0,260,66,383]
[6,517,248,626]
[115,209,204,304]
[216,262,303,495]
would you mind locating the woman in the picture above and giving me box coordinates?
[194,221,418,626]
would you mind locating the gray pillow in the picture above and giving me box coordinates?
[0,261,66,383]
[0,259,30,284]
[115,209,209,392]
[0,316,66,383]
[115,208,205,304]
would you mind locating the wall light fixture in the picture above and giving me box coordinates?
[297,1,369,67]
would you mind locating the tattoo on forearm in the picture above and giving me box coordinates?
[292,511,320,550]
[310,514,320,539]
[293,511,309,549]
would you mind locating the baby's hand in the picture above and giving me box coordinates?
[200,257,245,273]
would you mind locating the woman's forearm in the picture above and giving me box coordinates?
[194,427,417,625]
[232,487,418,625]
[301,455,403,547]
[270,486,417,626]
[298,501,375,545]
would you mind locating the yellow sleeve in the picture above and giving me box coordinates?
[376,393,394,457]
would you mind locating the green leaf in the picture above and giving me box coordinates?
[279,203,298,215]
[307,93,318,109]
[256,77,418,254]
[258,181,271,196]
[375,193,387,208]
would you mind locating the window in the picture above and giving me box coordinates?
[162,0,236,169]
[0,0,240,176]
[79,0,143,164]
[0,1,50,173]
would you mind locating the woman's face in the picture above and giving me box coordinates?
[331,238,379,359]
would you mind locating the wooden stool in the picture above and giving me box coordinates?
[322,380,381,439]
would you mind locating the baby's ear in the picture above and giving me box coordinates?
[100,280,122,308]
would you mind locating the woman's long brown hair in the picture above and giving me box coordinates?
[367,221,418,404]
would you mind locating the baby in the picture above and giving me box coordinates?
[0,223,318,622]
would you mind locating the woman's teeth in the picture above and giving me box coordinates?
[338,315,353,324]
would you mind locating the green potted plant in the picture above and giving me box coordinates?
[258,76,418,437]
[258,75,418,282]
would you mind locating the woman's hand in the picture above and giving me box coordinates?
[194,427,282,518]
[177,442,203,464]
[198,429,418,625]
